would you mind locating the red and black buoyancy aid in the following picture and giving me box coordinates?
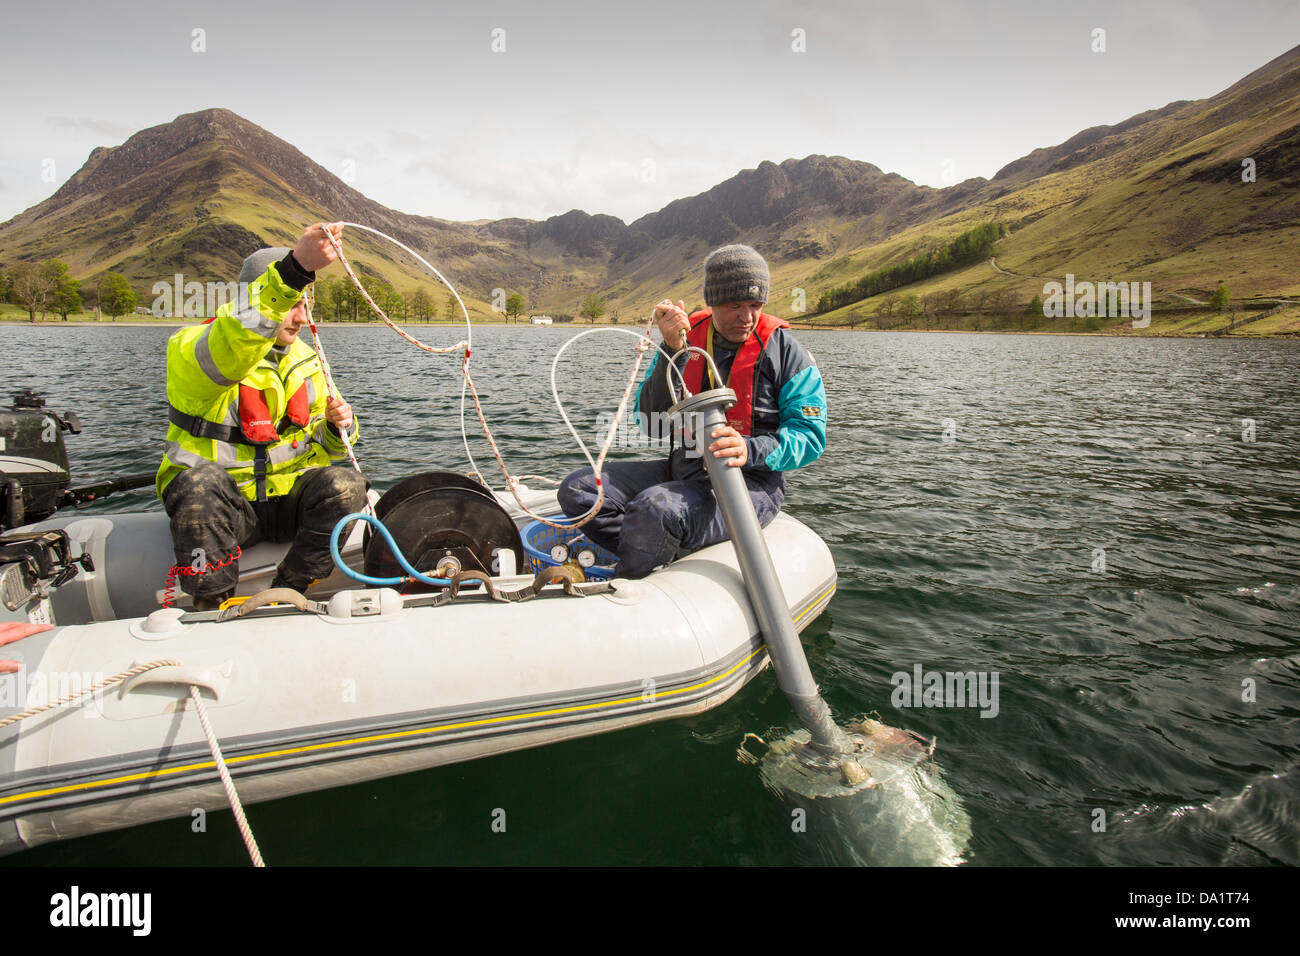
[680,310,789,435]
[170,355,312,447]
[168,330,315,503]
[174,316,314,447]
[237,382,310,444]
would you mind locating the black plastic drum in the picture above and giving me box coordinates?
[363,471,523,588]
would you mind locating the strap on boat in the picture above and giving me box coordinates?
[252,445,269,508]
[208,572,614,621]
[405,566,616,609]
[215,588,328,622]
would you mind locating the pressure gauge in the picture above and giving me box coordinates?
[576,548,597,569]
[549,543,570,564]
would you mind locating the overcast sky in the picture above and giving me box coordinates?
[1,0,1296,225]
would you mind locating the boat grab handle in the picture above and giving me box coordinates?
[121,660,232,700]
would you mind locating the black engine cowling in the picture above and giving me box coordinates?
[1,389,80,531]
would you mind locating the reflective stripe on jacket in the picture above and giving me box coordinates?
[156,261,359,501]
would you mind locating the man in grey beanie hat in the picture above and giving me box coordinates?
[158,222,370,609]
[702,244,770,312]
[558,243,828,578]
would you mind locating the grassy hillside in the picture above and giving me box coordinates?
[4,45,1299,333]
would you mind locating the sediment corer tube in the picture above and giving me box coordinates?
[667,346,851,755]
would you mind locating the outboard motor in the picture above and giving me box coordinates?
[0,389,80,531]
[0,529,93,624]
[0,387,154,623]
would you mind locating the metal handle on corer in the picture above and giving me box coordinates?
[669,385,851,754]
[663,345,724,404]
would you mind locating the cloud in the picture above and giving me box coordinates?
[399,143,739,223]
[1127,2,1212,60]
[45,116,135,141]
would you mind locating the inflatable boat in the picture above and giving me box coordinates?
[0,478,836,857]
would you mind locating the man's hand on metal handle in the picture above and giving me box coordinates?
[654,298,690,352]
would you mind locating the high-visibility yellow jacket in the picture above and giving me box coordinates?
[156,259,359,501]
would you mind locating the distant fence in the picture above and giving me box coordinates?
[1209,303,1289,336]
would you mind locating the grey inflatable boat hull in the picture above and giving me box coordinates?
[0,493,835,856]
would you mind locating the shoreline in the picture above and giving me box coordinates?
[3,317,1296,339]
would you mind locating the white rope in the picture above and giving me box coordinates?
[316,223,663,529]
[547,326,657,495]
[188,685,265,867]
[0,660,264,866]
[327,222,482,483]
[303,292,374,517]
[0,659,180,729]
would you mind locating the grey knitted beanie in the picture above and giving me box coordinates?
[703,245,769,306]
[237,247,292,286]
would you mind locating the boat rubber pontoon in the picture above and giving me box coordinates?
[0,482,835,856]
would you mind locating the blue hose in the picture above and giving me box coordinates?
[330,512,452,587]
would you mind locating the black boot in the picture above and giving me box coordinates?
[192,587,235,611]
[271,570,313,594]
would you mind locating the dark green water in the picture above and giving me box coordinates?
[3,325,1298,866]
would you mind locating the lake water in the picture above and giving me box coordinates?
[2,324,1297,865]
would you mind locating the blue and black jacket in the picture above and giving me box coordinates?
[635,325,828,483]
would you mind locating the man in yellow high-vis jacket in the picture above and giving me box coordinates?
[158,222,368,610]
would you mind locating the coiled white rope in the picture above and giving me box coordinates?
[324,222,481,481]
[315,223,662,530]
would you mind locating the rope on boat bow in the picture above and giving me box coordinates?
[0,659,180,729]
[187,684,264,867]
[0,658,265,867]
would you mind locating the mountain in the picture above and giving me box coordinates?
[2,43,1299,325]
[0,109,624,313]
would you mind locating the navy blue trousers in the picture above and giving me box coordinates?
[557,460,785,578]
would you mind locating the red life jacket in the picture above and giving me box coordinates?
[196,315,312,446]
[238,382,310,444]
[681,310,789,436]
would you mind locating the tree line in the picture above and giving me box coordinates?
[0,261,615,325]
[814,221,1007,314]
[1,259,138,321]
[311,277,610,323]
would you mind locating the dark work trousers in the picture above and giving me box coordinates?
[162,461,369,600]
[557,459,785,578]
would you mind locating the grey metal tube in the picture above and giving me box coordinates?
[675,387,850,753]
